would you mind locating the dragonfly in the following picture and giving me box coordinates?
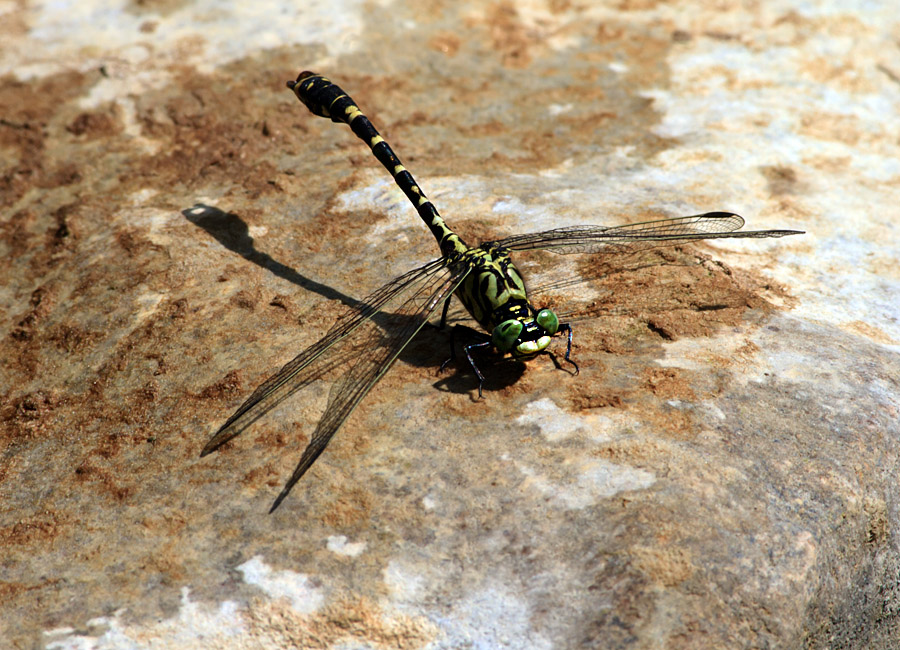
[201,71,803,512]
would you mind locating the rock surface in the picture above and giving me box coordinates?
[1,1,898,648]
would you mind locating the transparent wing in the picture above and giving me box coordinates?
[267,258,468,511]
[492,212,803,254]
[202,256,469,511]
[514,213,803,326]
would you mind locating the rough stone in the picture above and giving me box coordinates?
[1,1,898,649]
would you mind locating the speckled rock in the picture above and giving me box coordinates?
[2,1,899,649]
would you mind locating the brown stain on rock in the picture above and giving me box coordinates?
[632,545,694,587]
[244,596,438,650]
[66,108,123,138]
[552,245,778,351]
[0,71,90,203]
[761,164,803,196]
[320,488,375,528]
[641,367,696,401]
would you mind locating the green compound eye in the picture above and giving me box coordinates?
[535,309,559,335]
[492,319,524,352]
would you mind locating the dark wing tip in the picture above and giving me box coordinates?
[199,425,236,457]
[269,478,298,513]
[767,229,806,237]
[266,440,328,513]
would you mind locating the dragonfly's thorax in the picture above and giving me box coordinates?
[450,243,558,357]
[454,243,528,331]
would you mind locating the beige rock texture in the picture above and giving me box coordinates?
[1,1,898,648]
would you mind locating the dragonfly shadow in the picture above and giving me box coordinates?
[183,204,361,309]
[183,203,482,391]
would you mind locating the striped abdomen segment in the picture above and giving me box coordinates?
[287,72,466,258]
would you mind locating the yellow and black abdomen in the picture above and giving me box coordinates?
[288,72,466,258]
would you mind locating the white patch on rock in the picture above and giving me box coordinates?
[517,458,655,510]
[516,397,623,443]
[327,535,367,557]
[548,102,573,116]
[237,555,324,614]
[6,0,369,86]
[383,560,426,604]
[44,588,242,649]
[431,584,553,650]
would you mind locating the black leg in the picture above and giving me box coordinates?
[439,323,486,372]
[559,323,578,375]
[438,324,493,397]
[439,323,461,373]
[463,340,493,398]
[439,297,451,329]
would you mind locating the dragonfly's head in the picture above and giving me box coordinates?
[492,308,560,358]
